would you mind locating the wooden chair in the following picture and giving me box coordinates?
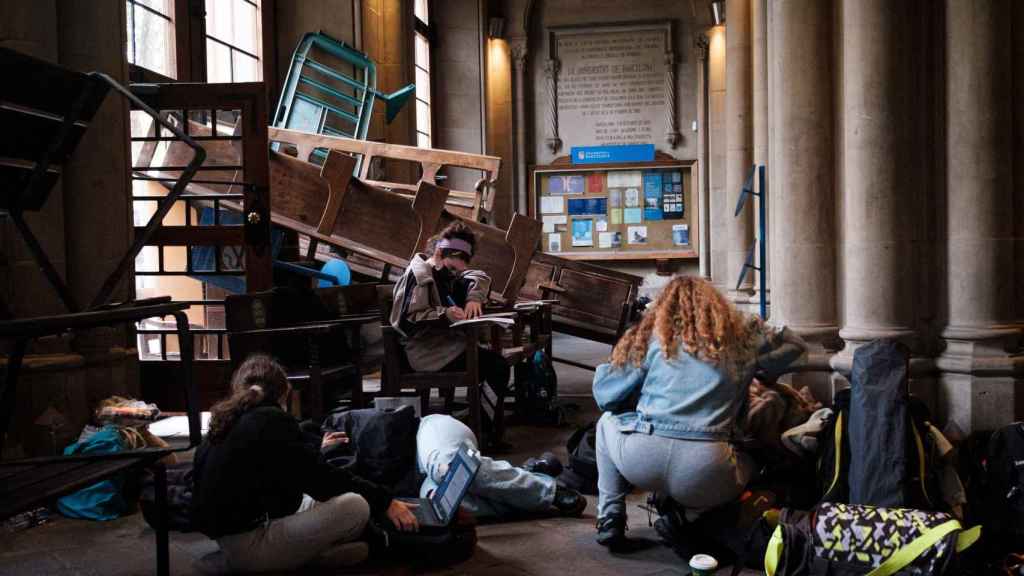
[376,285,482,441]
[224,287,378,422]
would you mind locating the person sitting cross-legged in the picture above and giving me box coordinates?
[191,355,419,574]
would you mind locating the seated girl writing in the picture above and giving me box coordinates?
[389,220,510,403]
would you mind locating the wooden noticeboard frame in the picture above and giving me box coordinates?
[529,154,698,262]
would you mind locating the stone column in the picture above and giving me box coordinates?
[769,0,838,398]
[937,0,1022,433]
[725,0,755,303]
[511,40,528,216]
[58,0,133,308]
[832,0,915,372]
[707,26,728,288]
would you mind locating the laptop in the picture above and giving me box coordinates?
[398,445,481,527]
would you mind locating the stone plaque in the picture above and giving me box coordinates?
[547,23,678,152]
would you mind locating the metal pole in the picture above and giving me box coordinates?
[759,165,767,319]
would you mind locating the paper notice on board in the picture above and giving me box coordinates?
[542,214,567,232]
[540,196,565,214]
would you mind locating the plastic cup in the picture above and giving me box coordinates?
[689,553,718,575]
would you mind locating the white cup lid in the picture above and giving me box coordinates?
[689,554,718,570]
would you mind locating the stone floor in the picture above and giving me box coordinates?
[0,335,760,575]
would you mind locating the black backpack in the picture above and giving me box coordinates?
[559,421,598,495]
[816,340,943,510]
[520,350,564,425]
[978,422,1024,559]
[321,405,422,496]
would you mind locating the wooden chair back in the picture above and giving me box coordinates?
[519,252,642,344]
[269,150,450,266]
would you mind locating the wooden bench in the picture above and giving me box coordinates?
[269,126,500,222]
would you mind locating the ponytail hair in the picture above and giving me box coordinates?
[207,354,289,443]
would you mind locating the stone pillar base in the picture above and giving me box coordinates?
[937,328,1024,433]
[938,374,1023,434]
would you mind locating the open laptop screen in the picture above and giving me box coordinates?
[432,447,479,522]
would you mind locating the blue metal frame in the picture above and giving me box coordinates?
[273,32,415,167]
[734,164,768,319]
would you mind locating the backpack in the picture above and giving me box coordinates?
[763,502,981,576]
[559,421,598,495]
[367,506,477,567]
[56,427,129,521]
[140,461,196,532]
[817,340,943,510]
[978,422,1024,559]
[522,350,562,425]
[321,405,422,496]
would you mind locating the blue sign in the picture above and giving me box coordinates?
[570,144,655,165]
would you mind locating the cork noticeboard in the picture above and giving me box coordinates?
[529,158,698,261]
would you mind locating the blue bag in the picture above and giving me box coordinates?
[56,426,127,521]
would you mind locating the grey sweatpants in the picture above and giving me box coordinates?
[596,412,754,520]
[217,493,369,573]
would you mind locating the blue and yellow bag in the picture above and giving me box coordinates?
[764,503,980,576]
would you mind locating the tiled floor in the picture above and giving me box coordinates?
[0,335,760,575]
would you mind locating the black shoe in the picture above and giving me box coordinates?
[553,485,587,517]
[653,516,696,561]
[595,514,628,550]
[523,451,564,477]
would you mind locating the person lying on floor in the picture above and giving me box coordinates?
[191,355,419,574]
[390,220,510,419]
[416,413,587,519]
[591,276,806,552]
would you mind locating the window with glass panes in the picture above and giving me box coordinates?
[125,0,177,78]
[204,0,262,83]
[414,0,432,148]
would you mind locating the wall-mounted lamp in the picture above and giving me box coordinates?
[710,0,726,25]
[488,17,506,39]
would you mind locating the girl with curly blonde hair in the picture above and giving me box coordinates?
[592,277,806,552]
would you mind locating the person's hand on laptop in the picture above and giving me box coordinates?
[387,500,419,532]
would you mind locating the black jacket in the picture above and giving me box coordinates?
[322,406,423,497]
[192,404,392,538]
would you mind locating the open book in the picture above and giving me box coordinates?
[514,299,560,309]
[450,312,516,328]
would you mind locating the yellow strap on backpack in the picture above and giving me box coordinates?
[866,520,980,576]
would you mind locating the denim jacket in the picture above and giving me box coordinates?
[592,324,807,442]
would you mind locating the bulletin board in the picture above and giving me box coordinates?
[529,157,698,261]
